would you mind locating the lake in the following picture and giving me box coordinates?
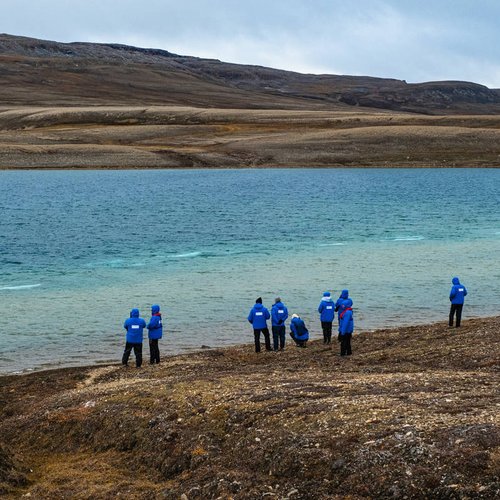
[0,168,499,373]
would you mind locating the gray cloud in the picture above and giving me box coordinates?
[3,0,500,87]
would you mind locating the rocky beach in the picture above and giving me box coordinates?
[1,316,498,499]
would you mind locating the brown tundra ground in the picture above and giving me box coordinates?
[0,316,499,499]
[1,107,500,169]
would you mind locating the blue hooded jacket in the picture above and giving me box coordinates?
[318,292,335,322]
[335,290,349,312]
[271,301,289,327]
[147,304,163,340]
[124,308,147,343]
[449,277,467,305]
[248,303,270,330]
[290,316,309,341]
[339,299,354,335]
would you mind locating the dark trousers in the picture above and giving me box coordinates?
[289,332,307,348]
[254,328,271,352]
[149,339,160,364]
[449,303,464,327]
[321,321,333,344]
[340,334,352,356]
[122,342,143,367]
[272,325,286,350]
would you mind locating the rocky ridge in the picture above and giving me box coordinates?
[1,33,500,114]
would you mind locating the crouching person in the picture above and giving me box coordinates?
[338,299,354,356]
[290,314,309,348]
[122,308,146,367]
[147,304,163,364]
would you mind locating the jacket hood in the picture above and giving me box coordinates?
[452,277,460,285]
[130,308,140,318]
[254,303,264,311]
[342,299,353,309]
[151,304,160,314]
[273,301,284,308]
[340,289,349,299]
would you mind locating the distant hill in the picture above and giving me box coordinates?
[1,33,500,114]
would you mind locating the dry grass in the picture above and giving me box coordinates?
[1,316,499,498]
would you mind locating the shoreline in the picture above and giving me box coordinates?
[2,165,500,170]
[1,315,498,378]
[2,314,498,378]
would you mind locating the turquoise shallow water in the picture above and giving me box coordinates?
[0,168,499,373]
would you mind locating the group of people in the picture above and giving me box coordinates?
[120,277,467,368]
[122,304,163,368]
[247,290,354,356]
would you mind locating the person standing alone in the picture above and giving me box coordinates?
[449,277,467,327]
[248,297,271,352]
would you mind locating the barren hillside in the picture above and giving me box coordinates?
[1,34,500,114]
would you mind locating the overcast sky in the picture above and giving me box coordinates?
[3,0,500,87]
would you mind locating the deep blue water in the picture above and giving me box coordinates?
[0,168,499,373]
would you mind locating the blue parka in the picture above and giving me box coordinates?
[318,292,335,322]
[449,277,467,305]
[248,303,270,329]
[124,308,147,343]
[147,304,163,340]
[271,301,289,327]
[339,299,354,335]
[290,316,309,341]
[335,290,349,312]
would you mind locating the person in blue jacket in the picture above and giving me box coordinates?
[338,299,353,356]
[147,304,163,364]
[335,290,350,313]
[335,289,350,339]
[290,313,309,348]
[449,277,468,327]
[248,297,271,353]
[271,297,289,351]
[122,308,147,367]
[318,291,335,344]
